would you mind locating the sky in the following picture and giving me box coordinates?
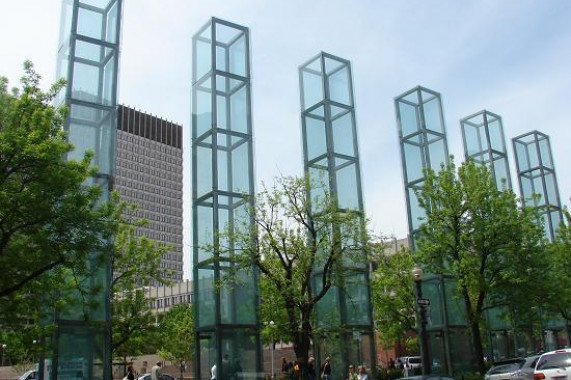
[2,1,571,280]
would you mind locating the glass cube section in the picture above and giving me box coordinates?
[71,40,117,105]
[196,142,213,197]
[335,161,359,210]
[325,57,352,106]
[214,22,247,77]
[76,0,120,43]
[397,98,419,137]
[332,112,355,157]
[301,56,324,110]
[194,23,212,81]
[220,269,256,324]
[220,330,259,379]
[197,267,216,327]
[196,202,214,263]
[342,272,371,325]
[304,115,327,161]
[422,95,444,133]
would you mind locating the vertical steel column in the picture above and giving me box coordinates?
[192,18,261,380]
[513,131,563,242]
[47,1,122,379]
[461,110,512,191]
[299,52,375,380]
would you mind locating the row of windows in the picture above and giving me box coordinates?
[151,294,192,309]
[134,228,183,246]
[116,158,181,175]
[115,158,182,184]
[115,175,183,197]
[116,140,183,166]
[117,186,183,209]
[115,164,182,189]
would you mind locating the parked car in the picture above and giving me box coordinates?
[405,356,422,370]
[136,373,175,380]
[484,356,539,380]
[533,349,571,380]
[18,370,38,380]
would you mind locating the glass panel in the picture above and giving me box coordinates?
[488,119,504,152]
[102,55,115,106]
[305,116,327,161]
[197,268,216,327]
[336,162,359,210]
[343,272,371,325]
[445,280,466,325]
[492,157,509,190]
[528,142,539,169]
[309,165,328,213]
[403,142,423,182]
[229,34,246,77]
[302,63,323,110]
[58,330,104,380]
[217,145,229,192]
[423,97,443,133]
[231,141,250,193]
[195,82,212,137]
[550,210,562,234]
[197,144,213,197]
[314,276,340,327]
[75,39,102,61]
[463,124,483,156]
[67,105,114,174]
[220,269,256,324]
[328,66,351,106]
[216,44,227,72]
[428,138,447,173]
[332,112,355,157]
[429,331,447,373]
[532,171,546,205]
[449,329,475,374]
[544,172,558,206]
[220,331,258,379]
[77,6,103,40]
[422,279,443,326]
[398,101,418,137]
[216,94,228,129]
[199,333,217,380]
[105,0,118,43]
[408,187,426,230]
[230,84,248,133]
[197,204,214,263]
[521,176,534,205]
[215,22,242,45]
[401,90,419,105]
[514,141,529,171]
[539,137,553,168]
[195,24,212,81]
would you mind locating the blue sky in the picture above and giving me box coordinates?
[3,1,571,279]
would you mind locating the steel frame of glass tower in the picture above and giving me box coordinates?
[299,52,376,379]
[396,86,477,375]
[461,110,512,190]
[512,131,563,242]
[46,0,122,379]
[192,18,261,380]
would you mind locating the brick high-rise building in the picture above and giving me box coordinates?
[114,105,184,283]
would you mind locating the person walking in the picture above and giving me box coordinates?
[308,357,317,380]
[127,366,135,380]
[346,364,357,380]
[321,357,331,380]
[150,362,162,380]
[356,366,368,380]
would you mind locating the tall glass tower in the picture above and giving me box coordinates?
[192,18,261,380]
[48,0,122,379]
[513,131,563,242]
[461,110,512,190]
[395,86,449,251]
[396,87,475,374]
[299,52,376,378]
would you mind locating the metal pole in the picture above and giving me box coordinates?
[271,340,274,379]
[415,281,431,374]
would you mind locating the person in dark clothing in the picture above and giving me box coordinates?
[321,357,331,380]
[127,366,135,380]
[308,357,316,380]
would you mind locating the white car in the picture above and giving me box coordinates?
[534,349,571,380]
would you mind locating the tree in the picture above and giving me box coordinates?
[370,245,417,352]
[0,62,123,328]
[158,304,194,380]
[111,209,172,362]
[545,208,571,322]
[216,176,372,378]
[415,159,545,373]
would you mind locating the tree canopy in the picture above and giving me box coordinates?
[415,159,545,373]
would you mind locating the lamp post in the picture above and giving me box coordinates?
[1,344,6,367]
[269,321,275,380]
[412,265,431,375]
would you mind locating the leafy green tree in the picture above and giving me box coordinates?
[545,208,571,322]
[370,246,417,351]
[415,159,545,373]
[215,176,372,377]
[0,62,123,331]
[158,304,194,380]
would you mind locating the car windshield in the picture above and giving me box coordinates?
[409,357,421,364]
[537,353,571,370]
[488,362,523,374]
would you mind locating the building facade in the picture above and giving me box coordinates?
[115,105,184,283]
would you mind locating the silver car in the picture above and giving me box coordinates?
[484,356,539,380]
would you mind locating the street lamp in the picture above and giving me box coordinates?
[269,321,275,380]
[1,344,6,367]
[412,265,431,375]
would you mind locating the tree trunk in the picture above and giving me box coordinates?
[293,313,312,380]
[469,318,486,374]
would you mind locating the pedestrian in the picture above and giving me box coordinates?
[282,357,290,375]
[127,365,135,380]
[388,358,395,369]
[151,362,162,380]
[211,364,217,380]
[346,364,357,380]
[356,365,368,380]
[308,357,316,380]
[321,357,331,380]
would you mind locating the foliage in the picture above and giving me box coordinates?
[214,175,373,373]
[415,159,545,373]
[0,61,124,335]
[545,208,571,321]
[158,304,194,368]
[111,207,173,357]
[370,245,416,349]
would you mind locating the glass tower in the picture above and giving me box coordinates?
[299,52,376,379]
[396,87,475,374]
[461,110,512,190]
[48,0,122,379]
[192,18,261,380]
[512,131,563,241]
[395,86,449,251]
